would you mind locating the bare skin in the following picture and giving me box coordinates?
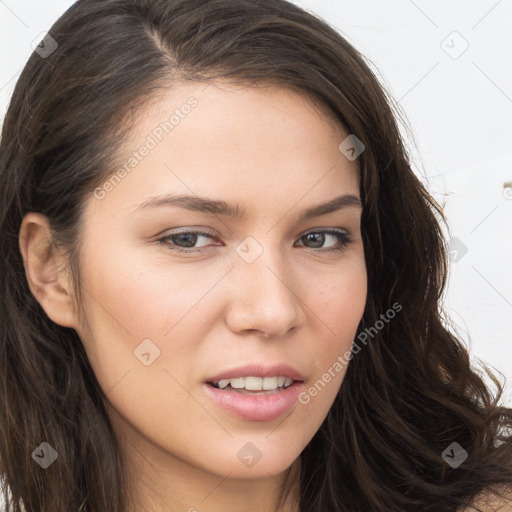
[19,81,367,512]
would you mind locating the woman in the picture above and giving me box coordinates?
[1,0,511,510]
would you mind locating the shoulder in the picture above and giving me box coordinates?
[461,486,512,511]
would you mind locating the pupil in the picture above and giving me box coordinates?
[306,232,324,248]
[175,233,197,248]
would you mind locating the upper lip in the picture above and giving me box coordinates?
[205,363,305,383]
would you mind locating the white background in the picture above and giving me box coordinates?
[1,0,511,412]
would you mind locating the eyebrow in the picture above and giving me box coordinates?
[133,192,362,222]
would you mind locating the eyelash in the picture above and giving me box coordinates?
[156,228,353,254]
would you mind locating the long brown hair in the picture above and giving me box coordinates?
[1,0,511,510]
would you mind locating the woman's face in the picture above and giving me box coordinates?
[74,81,366,483]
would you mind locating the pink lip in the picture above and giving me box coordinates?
[205,363,305,383]
[203,363,306,422]
[202,381,305,422]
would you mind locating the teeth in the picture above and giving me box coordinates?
[263,377,278,390]
[217,378,232,389]
[215,376,294,391]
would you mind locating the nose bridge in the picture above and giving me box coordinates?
[225,234,304,337]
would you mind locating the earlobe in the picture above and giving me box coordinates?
[18,212,78,329]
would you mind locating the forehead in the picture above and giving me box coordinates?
[90,80,360,217]
[119,79,349,160]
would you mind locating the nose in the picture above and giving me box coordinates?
[224,241,306,339]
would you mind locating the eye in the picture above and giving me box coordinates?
[156,228,353,254]
[295,229,353,253]
[156,229,218,253]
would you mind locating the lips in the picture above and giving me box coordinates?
[202,363,306,421]
[204,363,305,384]
[202,380,305,421]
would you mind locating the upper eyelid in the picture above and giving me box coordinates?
[159,226,351,238]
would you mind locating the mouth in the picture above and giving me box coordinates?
[207,376,300,395]
[203,377,305,422]
[202,363,306,420]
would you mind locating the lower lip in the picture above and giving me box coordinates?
[202,381,305,422]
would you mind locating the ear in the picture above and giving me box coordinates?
[18,212,78,329]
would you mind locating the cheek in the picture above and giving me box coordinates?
[78,243,223,340]
[300,261,366,407]
[313,259,367,344]
[74,246,214,390]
